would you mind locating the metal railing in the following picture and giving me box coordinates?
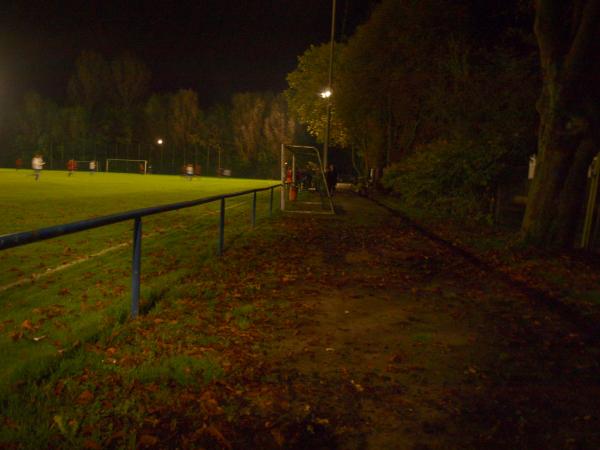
[0,184,281,317]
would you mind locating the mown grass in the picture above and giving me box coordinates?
[0,169,279,396]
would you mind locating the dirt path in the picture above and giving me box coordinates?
[7,191,599,449]
[225,192,600,449]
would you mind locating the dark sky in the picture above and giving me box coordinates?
[0,0,376,108]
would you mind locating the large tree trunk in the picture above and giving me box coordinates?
[521,0,600,247]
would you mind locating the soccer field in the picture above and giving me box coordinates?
[0,168,276,234]
[0,168,279,388]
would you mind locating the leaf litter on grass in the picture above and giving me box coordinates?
[3,193,600,449]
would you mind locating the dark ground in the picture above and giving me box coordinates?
[184,191,600,449]
[6,191,600,449]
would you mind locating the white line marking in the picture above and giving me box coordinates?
[0,201,248,292]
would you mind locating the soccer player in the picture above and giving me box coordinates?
[185,163,194,181]
[31,154,45,181]
[67,159,77,176]
[89,160,96,174]
[15,158,23,170]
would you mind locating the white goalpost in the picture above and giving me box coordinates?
[105,159,148,174]
[280,144,335,214]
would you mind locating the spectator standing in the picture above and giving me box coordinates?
[325,164,338,196]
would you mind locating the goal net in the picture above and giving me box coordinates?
[105,159,148,174]
[280,144,334,214]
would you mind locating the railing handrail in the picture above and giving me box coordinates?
[0,184,280,251]
[1,183,281,318]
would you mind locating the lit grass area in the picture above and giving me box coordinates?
[0,168,276,234]
[0,168,280,391]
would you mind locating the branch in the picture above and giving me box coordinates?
[534,0,568,71]
[564,0,600,81]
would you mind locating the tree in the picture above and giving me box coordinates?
[169,89,202,167]
[286,44,347,147]
[16,92,47,154]
[109,54,151,151]
[231,92,268,165]
[67,51,111,110]
[144,94,170,170]
[522,0,600,246]
[337,0,459,171]
[204,104,233,173]
[263,94,298,177]
[110,53,151,110]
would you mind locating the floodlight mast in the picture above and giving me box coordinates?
[323,0,336,169]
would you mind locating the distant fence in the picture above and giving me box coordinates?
[0,185,281,317]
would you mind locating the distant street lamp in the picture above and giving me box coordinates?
[323,0,336,169]
[320,89,332,99]
[156,139,164,170]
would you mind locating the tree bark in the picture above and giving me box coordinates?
[521,0,600,247]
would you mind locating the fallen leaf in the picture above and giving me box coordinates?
[21,320,35,330]
[271,428,285,446]
[83,439,102,449]
[198,426,231,449]
[77,390,94,405]
[139,434,158,446]
[10,331,23,341]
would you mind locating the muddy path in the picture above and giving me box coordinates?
[6,191,599,449]
[226,192,600,449]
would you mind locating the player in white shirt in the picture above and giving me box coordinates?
[31,154,45,181]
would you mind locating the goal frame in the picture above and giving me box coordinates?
[280,144,334,214]
[105,159,148,174]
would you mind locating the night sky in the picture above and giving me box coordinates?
[0,0,376,108]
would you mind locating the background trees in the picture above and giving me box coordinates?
[4,1,598,247]
[3,51,299,178]
[287,0,539,221]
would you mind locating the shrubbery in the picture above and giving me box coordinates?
[381,135,530,221]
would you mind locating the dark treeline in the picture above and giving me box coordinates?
[2,51,300,179]
[287,0,600,248]
[3,0,599,247]
[287,0,539,221]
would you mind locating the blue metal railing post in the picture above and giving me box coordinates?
[269,187,273,217]
[218,197,225,256]
[252,191,257,227]
[131,217,142,318]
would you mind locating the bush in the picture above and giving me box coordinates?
[381,137,521,221]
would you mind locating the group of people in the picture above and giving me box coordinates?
[183,163,202,180]
[285,163,338,196]
[17,156,98,180]
[67,159,97,176]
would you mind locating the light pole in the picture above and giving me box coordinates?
[156,139,164,172]
[323,0,336,170]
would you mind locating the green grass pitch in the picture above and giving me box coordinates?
[0,168,279,390]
